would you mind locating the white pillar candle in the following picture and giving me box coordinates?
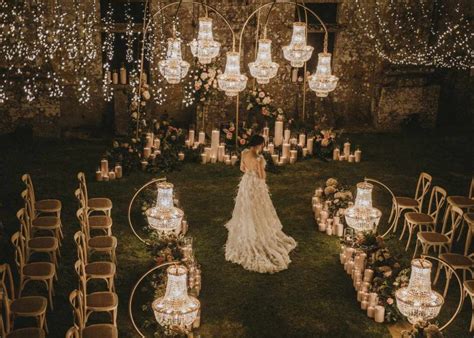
[114,164,122,179]
[348,154,355,163]
[326,225,332,235]
[290,149,297,160]
[223,154,230,162]
[210,155,217,164]
[274,121,283,147]
[145,135,152,149]
[188,130,195,145]
[374,306,385,323]
[231,155,238,166]
[284,129,291,143]
[357,290,364,302]
[298,134,306,147]
[218,145,225,162]
[120,65,127,84]
[368,292,378,305]
[302,148,308,157]
[337,222,344,237]
[279,157,287,166]
[95,170,103,182]
[346,261,354,275]
[343,141,351,157]
[185,140,190,148]
[282,143,290,158]
[204,147,211,161]
[363,269,374,282]
[333,147,340,160]
[198,131,205,145]
[355,149,362,162]
[153,138,161,150]
[225,159,231,165]
[314,203,322,218]
[339,253,346,264]
[103,174,109,181]
[201,153,207,164]
[271,154,279,164]
[112,71,118,84]
[108,171,116,180]
[312,196,320,205]
[291,67,298,82]
[318,222,326,232]
[367,306,375,318]
[211,129,220,159]
[361,300,368,310]
[339,155,345,161]
[289,137,297,146]
[100,159,109,177]
[178,152,185,161]
[143,147,151,159]
[320,210,329,222]
[268,143,274,154]
[307,137,314,155]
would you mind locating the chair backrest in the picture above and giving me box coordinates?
[76,208,91,239]
[442,206,464,245]
[21,189,36,220]
[414,172,432,208]
[426,186,447,226]
[77,172,89,203]
[0,263,14,302]
[75,188,88,211]
[469,177,474,199]
[69,289,86,329]
[74,231,88,258]
[21,173,36,205]
[10,232,26,270]
[65,326,80,338]
[0,310,5,338]
[74,260,88,293]
[17,208,32,242]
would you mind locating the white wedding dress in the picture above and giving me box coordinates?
[224,150,297,273]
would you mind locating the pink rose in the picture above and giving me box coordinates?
[226,132,233,139]
[386,298,393,305]
[240,139,246,145]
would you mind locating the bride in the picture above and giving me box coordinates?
[224,134,297,273]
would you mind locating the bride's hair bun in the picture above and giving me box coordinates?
[248,134,265,147]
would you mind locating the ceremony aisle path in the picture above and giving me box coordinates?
[0,131,472,337]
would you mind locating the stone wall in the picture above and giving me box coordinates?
[0,0,471,137]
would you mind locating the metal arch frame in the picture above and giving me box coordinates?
[127,177,167,244]
[128,261,180,337]
[417,255,464,332]
[363,177,398,238]
[135,0,237,139]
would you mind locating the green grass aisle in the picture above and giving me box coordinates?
[0,131,472,337]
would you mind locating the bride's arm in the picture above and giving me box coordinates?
[240,152,246,173]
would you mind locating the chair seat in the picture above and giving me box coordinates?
[405,212,433,224]
[395,197,419,208]
[89,215,113,229]
[418,232,449,243]
[82,324,118,338]
[88,198,112,211]
[7,328,45,338]
[32,216,60,229]
[86,262,116,276]
[28,236,58,250]
[86,291,118,309]
[10,296,47,315]
[464,280,474,295]
[447,196,474,209]
[465,213,474,225]
[23,262,55,278]
[89,236,117,249]
[35,199,61,213]
[439,253,473,268]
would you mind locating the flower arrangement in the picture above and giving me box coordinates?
[192,63,220,105]
[322,178,353,217]
[314,129,338,160]
[221,122,255,151]
[246,88,283,125]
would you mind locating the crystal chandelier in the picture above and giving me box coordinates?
[308,52,339,97]
[249,38,279,84]
[217,51,248,97]
[282,22,314,68]
[146,182,184,236]
[344,182,382,233]
[152,265,200,332]
[395,258,444,325]
[159,37,190,84]
[190,17,221,65]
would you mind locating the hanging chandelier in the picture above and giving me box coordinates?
[395,258,444,325]
[190,17,221,65]
[282,22,314,68]
[152,265,200,332]
[217,51,248,97]
[344,182,382,233]
[308,52,339,97]
[249,38,279,84]
[145,182,184,236]
[159,37,190,84]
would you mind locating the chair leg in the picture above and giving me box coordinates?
[48,278,54,310]
[399,218,407,240]
[405,224,414,251]
[388,204,395,223]
[413,240,420,259]
[443,269,452,298]
[393,207,401,233]
[470,295,474,332]
[434,263,442,285]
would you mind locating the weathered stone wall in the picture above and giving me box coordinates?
[0,0,471,137]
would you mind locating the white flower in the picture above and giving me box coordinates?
[262,97,271,105]
[256,98,261,104]
[208,68,216,78]
[200,72,208,80]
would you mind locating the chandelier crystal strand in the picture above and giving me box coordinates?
[190,17,221,65]
[395,259,444,325]
[146,182,184,236]
[249,38,279,84]
[159,36,190,84]
[344,182,382,233]
[282,22,313,68]
[308,52,339,97]
[217,51,248,97]
[152,265,200,332]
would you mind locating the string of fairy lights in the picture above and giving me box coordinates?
[0,1,471,106]
[354,0,472,69]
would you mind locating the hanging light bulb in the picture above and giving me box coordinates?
[395,258,444,325]
[159,37,190,84]
[282,22,313,68]
[248,38,279,84]
[308,52,339,97]
[344,182,382,233]
[217,51,248,97]
[189,17,220,64]
[152,265,200,333]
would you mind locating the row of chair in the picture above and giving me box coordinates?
[66,172,118,338]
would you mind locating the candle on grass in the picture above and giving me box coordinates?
[367,306,375,318]
[100,159,109,177]
[302,148,308,157]
[355,149,362,162]
[95,170,103,182]
[201,153,207,164]
[374,306,385,323]
[178,152,185,161]
[218,145,225,162]
[343,141,351,157]
[282,143,290,158]
[333,148,340,161]
[348,154,355,163]
[298,133,306,147]
[231,155,238,166]
[108,171,116,180]
[271,154,279,164]
[307,137,314,155]
[188,129,195,145]
[268,143,274,154]
[284,129,291,143]
[361,300,368,310]
[198,131,205,144]
[274,121,283,147]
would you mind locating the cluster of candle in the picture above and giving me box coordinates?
[96,159,122,182]
[142,132,163,169]
[312,187,346,237]
[189,129,239,166]
[267,121,314,166]
[180,236,202,297]
[340,246,385,323]
[333,142,362,163]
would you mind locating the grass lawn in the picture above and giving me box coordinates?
[0,130,472,337]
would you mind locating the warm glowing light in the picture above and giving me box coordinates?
[344,182,381,233]
[217,51,247,96]
[249,39,279,84]
[282,22,313,68]
[159,38,190,84]
[190,17,220,65]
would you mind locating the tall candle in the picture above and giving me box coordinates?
[274,121,283,147]
[302,148,308,157]
[298,134,306,147]
[268,143,274,154]
[307,137,314,155]
[204,147,211,161]
[120,64,127,84]
[198,131,205,145]
[343,141,351,157]
[188,130,195,145]
[100,159,109,177]
[201,153,207,164]
[112,71,118,84]
[282,143,290,158]
[284,129,291,143]
[211,129,220,159]
[291,67,298,82]
[218,145,225,162]
[337,222,344,237]
[114,164,122,179]
[355,149,362,162]
[143,147,151,159]
[333,148,340,160]
[374,306,385,323]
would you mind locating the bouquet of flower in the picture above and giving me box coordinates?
[221,122,255,151]
[322,178,353,217]
[314,129,338,160]
[193,63,220,105]
[246,88,283,126]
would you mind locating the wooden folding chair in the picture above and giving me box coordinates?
[74,188,113,236]
[21,174,61,217]
[77,172,112,217]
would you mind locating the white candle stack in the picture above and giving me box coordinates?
[284,129,291,143]
[306,137,314,155]
[96,159,123,182]
[298,133,306,148]
[188,130,195,147]
[274,121,283,147]
[333,143,362,163]
[210,129,220,159]
[218,144,225,162]
[282,143,290,159]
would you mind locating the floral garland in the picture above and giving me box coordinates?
[321,178,354,216]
